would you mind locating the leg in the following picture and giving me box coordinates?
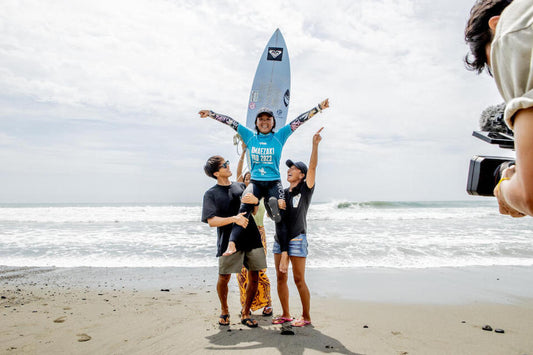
[290,256,310,323]
[241,270,259,327]
[258,226,273,315]
[275,212,290,273]
[243,270,259,316]
[224,183,260,255]
[267,180,290,273]
[273,252,291,321]
[237,266,248,312]
[217,274,231,325]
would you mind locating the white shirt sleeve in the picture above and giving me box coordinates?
[491,0,533,129]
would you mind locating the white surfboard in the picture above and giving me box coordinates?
[245,29,291,130]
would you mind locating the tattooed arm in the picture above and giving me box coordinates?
[198,110,240,131]
[288,98,329,132]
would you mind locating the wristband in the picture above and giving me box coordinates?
[495,177,510,194]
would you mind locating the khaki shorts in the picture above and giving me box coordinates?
[218,247,267,274]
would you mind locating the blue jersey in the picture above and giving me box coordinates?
[238,124,292,181]
[208,103,322,181]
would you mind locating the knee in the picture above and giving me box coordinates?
[219,274,231,283]
[293,275,306,288]
[276,272,288,284]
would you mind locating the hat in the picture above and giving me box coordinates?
[256,107,274,118]
[286,159,308,177]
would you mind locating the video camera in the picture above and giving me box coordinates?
[466,103,515,196]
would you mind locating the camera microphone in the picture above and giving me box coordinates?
[479,103,512,135]
[467,103,515,196]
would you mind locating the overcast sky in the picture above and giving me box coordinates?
[0,0,513,204]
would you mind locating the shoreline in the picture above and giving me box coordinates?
[2,266,533,354]
[2,264,533,304]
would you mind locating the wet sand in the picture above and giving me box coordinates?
[1,266,533,354]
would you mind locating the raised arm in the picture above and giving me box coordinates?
[236,142,247,182]
[288,98,329,132]
[198,110,240,131]
[306,127,323,189]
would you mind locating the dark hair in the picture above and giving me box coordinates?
[204,155,224,179]
[464,0,513,74]
[255,114,276,134]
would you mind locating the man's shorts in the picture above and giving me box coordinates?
[273,234,308,258]
[218,247,267,275]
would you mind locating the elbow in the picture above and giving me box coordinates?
[207,218,217,228]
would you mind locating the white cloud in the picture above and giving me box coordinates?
[0,0,508,203]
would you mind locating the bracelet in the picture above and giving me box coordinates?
[494,177,510,194]
[498,177,510,185]
[317,104,322,113]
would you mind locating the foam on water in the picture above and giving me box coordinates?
[1,202,532,268]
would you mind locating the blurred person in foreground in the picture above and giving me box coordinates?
[465,0,533,217]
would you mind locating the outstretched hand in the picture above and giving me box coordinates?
[313,127,323,145]
[319,98,329,110]
[198,110,210,118]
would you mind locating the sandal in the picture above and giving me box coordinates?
[272,316,293,324]
[218,314,230,326]
[262,306,273,316]
[292,319,312,327]
[241,318,258,328]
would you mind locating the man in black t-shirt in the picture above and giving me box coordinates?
[201,155,266,328]
[272,127,322,328]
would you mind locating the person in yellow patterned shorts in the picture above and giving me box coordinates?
[236,145,273,316]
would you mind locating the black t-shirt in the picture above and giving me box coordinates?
[201,182,261,256]
[285,181,315,239]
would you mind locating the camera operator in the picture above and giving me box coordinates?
[465,0,533,217]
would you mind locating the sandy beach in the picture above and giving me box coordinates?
[1,266,533,354]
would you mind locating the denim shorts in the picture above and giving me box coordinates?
[273,234,308,257]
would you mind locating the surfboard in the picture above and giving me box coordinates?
[245,29,291,129]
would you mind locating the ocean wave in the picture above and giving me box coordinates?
[334,200,497,209]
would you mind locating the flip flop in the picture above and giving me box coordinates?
[272,317,293,324]
[292,319,312,327]
[262,306,273,316]
[241,318,258,328]
[267,197,282,223]
[218,314,230,326]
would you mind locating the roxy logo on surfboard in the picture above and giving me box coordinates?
[267,47,283,61]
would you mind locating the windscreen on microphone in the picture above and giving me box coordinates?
[479,103,513,135]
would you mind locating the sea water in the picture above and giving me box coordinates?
[1,201,532,269]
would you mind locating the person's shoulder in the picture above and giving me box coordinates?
[276,124,292,135]
[230,181,246,191]
[303,181,315,193]
[205,184,220,192]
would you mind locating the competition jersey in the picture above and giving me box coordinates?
[208,104,322,181]
[237,124,292,181]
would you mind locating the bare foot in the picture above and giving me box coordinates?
[223,242,237,256]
